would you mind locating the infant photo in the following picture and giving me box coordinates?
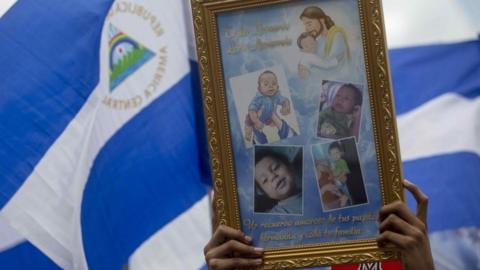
[230,66,300,148]
[311,137,368,211]
[253,145,303,215]
[316,80,364,141]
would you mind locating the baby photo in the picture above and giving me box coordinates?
[230,66,300,148]
[254,145,303,215]
[316,80,363,141]
[311,137,367,211]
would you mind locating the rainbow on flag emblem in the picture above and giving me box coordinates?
[109,24,155,91]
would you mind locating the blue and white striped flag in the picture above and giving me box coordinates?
[0,0,211,269]
[393,40,480,270]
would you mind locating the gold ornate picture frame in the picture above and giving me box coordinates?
[191,0,404,268]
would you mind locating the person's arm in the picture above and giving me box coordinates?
[204,225,264,270]
[309,54,338,69]
[350,105,361,139]
[320,183,341,196]
[298,64,310,79]
[377,179,435,270]
[334,172,348,182]
[280,99,290,115]
[248,110,264,130]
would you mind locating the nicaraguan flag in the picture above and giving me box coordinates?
[0,0,211,269]
[393,40,480,270]
[143,2,480,269]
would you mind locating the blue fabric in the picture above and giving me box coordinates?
[0,242,61,270]
[390,40,480,234]
[81,63,211,270]
[403,152,480,232]
[0,1,214,268]
[0,0,114,208]
[389,40,480,115]
[277,119,290,139]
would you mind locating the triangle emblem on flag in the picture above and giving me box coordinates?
[108,24,155,91]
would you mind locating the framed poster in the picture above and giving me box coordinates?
[191,0,404,268]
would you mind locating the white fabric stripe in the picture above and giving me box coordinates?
[184,0,197,61]
[0,215,25,252]
[429,228,479,270]
[383,0,480,48]
[129,195,211,270]
[398,93,480,161]
[0,0,17,17]
[0,0,191,269]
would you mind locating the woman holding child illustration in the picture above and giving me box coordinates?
[298,6,350,79]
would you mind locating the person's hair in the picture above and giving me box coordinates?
[257,70,277,88]
[329,141,343,154]
[300,6,335,30]
[340,83,362,106]
[297,32,316,49]
[255,149,290,168]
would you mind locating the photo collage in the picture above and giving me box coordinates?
[217,0,382,247]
